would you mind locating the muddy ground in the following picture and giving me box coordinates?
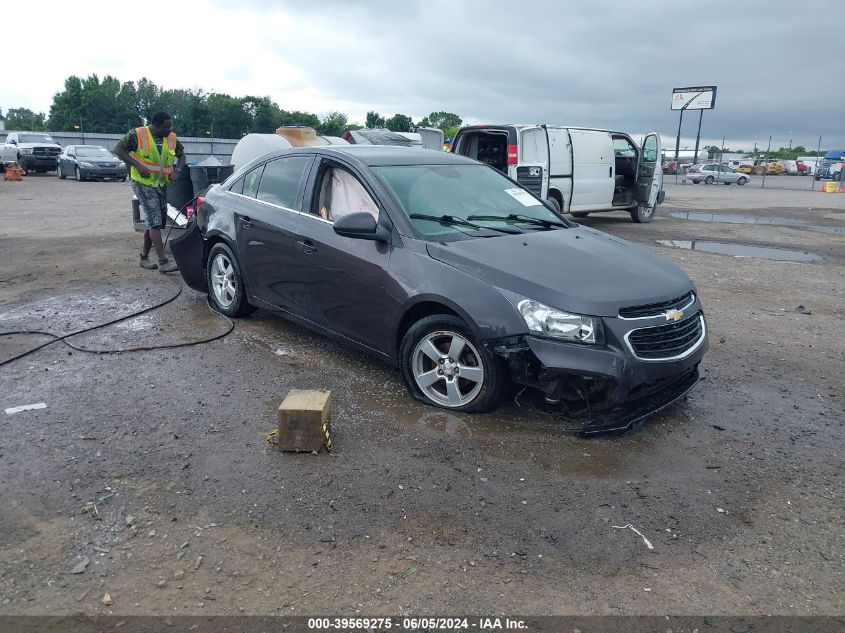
[0,175,843,618]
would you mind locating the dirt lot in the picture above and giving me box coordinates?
[1,175,843,618]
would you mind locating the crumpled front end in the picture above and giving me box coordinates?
[488,293,708,435]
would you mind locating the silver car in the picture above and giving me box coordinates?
[686,163,749,185]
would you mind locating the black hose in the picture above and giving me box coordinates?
[0,276,234,368]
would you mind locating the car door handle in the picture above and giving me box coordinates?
[298,239,317,254]
[240,216,253,228]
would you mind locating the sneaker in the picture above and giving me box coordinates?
[158,259,178,273]
[139,255,157,270]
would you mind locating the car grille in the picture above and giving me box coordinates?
[516,166,543,196]
[619,292,694,319]
[627,313,704,360]
[33,147,60,156]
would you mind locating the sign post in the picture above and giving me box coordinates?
[671,86,717,175]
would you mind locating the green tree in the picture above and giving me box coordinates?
[706,145,721,159]
[317,111,348,137]
[384,113,413,133]
[240,96,284,134]
[426,111,462,131]
[365,111,385,128]
[6,108,47,131]
[280,110,321,128]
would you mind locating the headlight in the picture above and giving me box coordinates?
[19,148,33,155]
[79,162,96,168]
[517,299,601,344]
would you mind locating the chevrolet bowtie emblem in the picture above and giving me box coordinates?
[665,309,684,321]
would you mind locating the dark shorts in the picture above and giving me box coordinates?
[132,183,167,229]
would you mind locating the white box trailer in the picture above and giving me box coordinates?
[452,124,663,223]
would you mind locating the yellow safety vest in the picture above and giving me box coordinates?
[130,126,177,187]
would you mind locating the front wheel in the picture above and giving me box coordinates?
[399,315,503,413]
[737,176,747,186]
[571,211,590,218]
[75,166,85,182]
[630,205,654,223]
[206,242,256,317]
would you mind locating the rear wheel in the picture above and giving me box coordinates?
[737,176,747,186]
[704,175,715,184]
[57,164,66,179]
[546,196,561,214]
[400,314,503,413]
[630,205,654,223]
[206,242,256,317]
[571,212,590,218]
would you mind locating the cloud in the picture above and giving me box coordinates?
[5,0,843,147]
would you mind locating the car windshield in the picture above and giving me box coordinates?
[20,134,55,143]
[76,147,113,157]
[373,164,572,239]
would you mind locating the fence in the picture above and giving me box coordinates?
[0,130,238,164]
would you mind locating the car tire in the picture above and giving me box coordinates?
[57,164,66,179]
[206,242,256,317]
[571,212,590,218]
[546,196,561,214]
[737,176,747,186]
[75,166,85,182]
[121,176,127,182]
[704,175,715,184]
[630,205,654,223]
[399,314,503,413]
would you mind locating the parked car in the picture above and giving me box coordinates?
[451,125,663,223]
[662,160,679,175]
[170,146,707,434]
[686,163,749,185]
[2,131,61,172]
[57,145,127,181]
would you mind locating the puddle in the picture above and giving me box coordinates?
[669,211,845,235]
[656,240,823,262]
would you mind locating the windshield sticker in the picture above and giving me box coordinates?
[504,188,541,206]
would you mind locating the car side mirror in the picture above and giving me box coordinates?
[333,212,391,243]
[9,140,16,145]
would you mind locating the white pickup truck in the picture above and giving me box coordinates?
[0,132,62,172]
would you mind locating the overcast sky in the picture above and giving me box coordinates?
[3,0,843,151]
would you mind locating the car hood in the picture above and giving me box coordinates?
[17,143,61,149]
[425,226,693,317]
[79,157,120,164]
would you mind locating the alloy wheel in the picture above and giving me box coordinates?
[211,253,237,308]
[412,331,485,407]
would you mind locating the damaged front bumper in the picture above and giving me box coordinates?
[488,317,707,436]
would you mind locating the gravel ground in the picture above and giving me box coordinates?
[0,175,843,617]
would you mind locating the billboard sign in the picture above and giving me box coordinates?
[671,86,717,111]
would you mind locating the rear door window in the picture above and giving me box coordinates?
[242,165,265,198]
[257,156,312,209]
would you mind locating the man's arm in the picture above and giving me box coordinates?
[170,140,187,182]
[114,135,150,178]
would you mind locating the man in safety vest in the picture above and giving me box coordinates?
[115,111,187,272]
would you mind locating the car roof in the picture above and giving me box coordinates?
[262,145,478,167]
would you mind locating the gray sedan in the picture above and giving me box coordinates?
[171,146,707,434]
[686,163,749,185]
[58,145,127,182]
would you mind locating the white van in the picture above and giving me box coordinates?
[452,125,664,223]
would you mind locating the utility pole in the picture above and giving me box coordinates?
[761,135,772,188]
[208,90,215,158]
[673,107,685,184]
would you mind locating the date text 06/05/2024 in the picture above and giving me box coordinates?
[307,617,528,630]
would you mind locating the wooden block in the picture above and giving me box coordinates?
[277,389,331,452]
